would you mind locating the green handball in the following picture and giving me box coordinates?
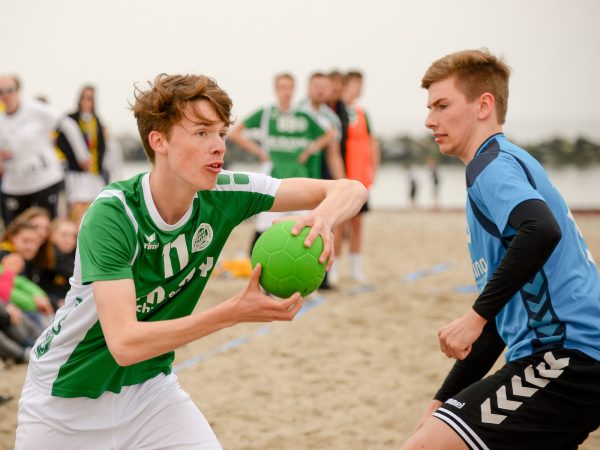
[251,220,326,298]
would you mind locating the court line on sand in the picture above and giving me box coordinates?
[174,262,454,373]
[173,293,327,373]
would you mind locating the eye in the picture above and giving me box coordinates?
[219,131,228,139]
[197,130,207,137]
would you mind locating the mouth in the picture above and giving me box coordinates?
[433,133,446,144]
[207,162,223,173]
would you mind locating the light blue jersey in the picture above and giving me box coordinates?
[466,133,600,362]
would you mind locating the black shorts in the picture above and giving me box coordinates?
[1,180,64,224]
[433,349,600,450]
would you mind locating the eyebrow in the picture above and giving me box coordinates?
[427,98,448,109]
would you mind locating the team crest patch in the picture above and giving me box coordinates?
[192,223,213,252]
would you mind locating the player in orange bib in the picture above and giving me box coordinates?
[335,71,380,283]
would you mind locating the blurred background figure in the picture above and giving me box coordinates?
[426,156,440,210]
[229,73,334,253]
[405,162,418,209]
[56,85,107,227]
[0,76,90,226]
[336,71,380,283]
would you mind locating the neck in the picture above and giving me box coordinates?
[461,124,503,165]
[310,99,320,109]
[149,168,196,225]
[278,100,291,112]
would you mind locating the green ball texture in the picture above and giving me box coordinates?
[251,220,326,298]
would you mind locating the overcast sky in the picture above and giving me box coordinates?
[3,0,599,142]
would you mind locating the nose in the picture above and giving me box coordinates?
[425,109,436,130]
[212,134,226,155]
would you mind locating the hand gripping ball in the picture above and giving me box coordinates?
[251,221,326,298]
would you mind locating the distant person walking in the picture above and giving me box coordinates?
[427,156,440,210]
[0,76,90,225]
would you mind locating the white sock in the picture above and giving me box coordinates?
[350,253,366,282]
[328,260,340,285]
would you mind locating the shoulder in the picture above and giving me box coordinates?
[466,136,523,188]
[211,170,280,196]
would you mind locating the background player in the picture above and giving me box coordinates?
[229,73,340,250]
[402,49,600,450]
[16,74,368,449]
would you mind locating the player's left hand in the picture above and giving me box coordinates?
[438,309,487,360]
[273,213,335,270]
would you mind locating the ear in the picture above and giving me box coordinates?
[478,93,496,121]
[148,130,168,156]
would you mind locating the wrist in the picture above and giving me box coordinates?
[468,307,488,327]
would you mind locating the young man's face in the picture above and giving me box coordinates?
[343,78,362,103]
[12,229,41,261]
[275,77,294,105]
[0,77,19,114]
[162,99,227,190]
[308,76,331,105]
[425,76,480,161]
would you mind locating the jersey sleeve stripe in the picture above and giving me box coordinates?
[92,189,139,264]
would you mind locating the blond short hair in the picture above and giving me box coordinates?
[421,49,511,124]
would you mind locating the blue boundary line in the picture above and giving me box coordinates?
[174,262,456,373]
[403,262,455,282]
[173,293,327,373]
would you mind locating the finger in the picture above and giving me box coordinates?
[325,247,335,270]
[278,292,302,310]
[247,264,262,289]
[290,220,308,236]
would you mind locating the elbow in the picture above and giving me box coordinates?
[352,179,369,204]
[106,340,140,367]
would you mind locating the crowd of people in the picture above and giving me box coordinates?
[0,76,118,375]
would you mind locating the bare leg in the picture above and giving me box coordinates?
[401,416,469,450]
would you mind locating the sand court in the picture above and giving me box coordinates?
[2,210,599,449]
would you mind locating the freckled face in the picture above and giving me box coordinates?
[164,100,228,190]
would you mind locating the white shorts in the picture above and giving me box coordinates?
[65,171,105,204]
[16,373,222,450]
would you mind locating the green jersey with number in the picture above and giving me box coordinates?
[28,170,280,398]
[244,106,325,179]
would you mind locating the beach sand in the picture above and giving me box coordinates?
[1,210,599,449]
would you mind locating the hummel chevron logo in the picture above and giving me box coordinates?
[481,399,506,424]
[496,385,522,411]
[511,375,537,397]
[481,351,569,425]
[144,233,156,243]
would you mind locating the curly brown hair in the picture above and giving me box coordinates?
[132,74,233,163]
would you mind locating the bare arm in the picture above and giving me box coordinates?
[228,122,269,162]
[325,139,345,180]
[94,265,302,367]
[371,135,381,178]
[297,128,335,164]
[269,177,368,267]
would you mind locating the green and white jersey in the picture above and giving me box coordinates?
[29,170,280,399]
[297,99,342,140]
[244,105,325,179]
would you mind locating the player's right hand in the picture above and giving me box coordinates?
[228,264,303,323]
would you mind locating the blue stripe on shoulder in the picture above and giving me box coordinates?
[466,139,500,188]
